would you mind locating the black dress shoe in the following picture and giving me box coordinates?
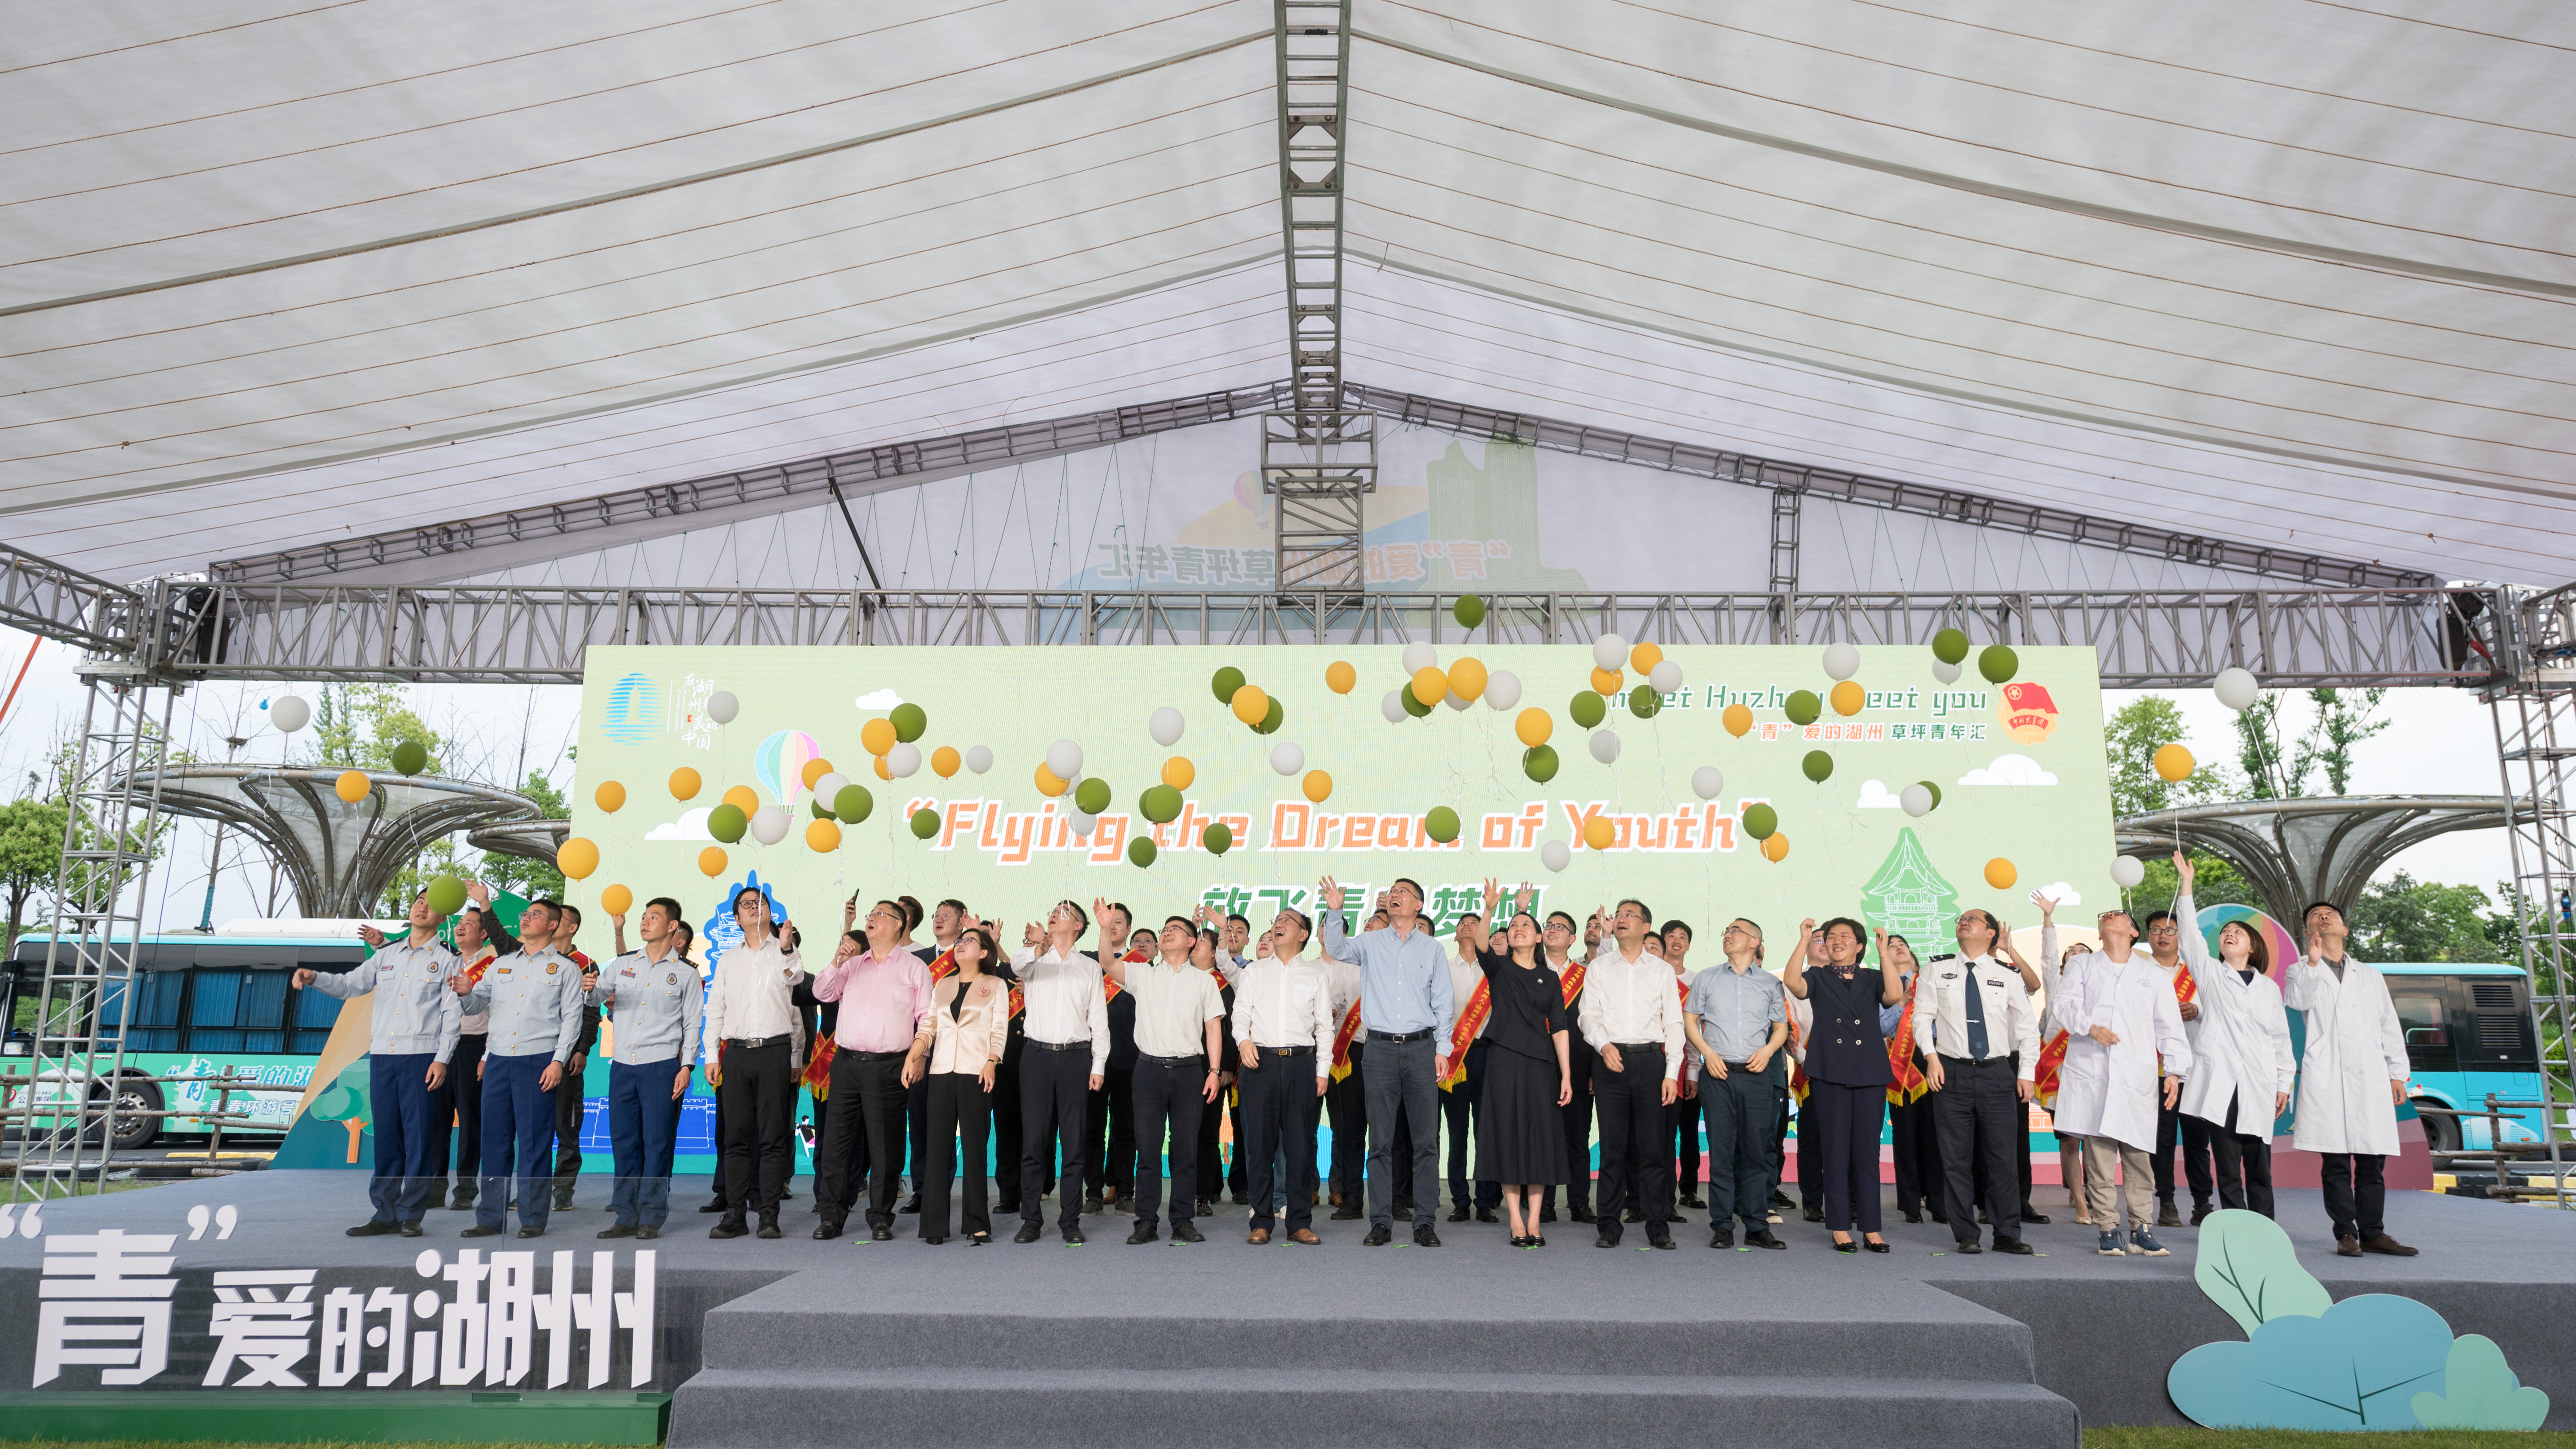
[554,1190,576,1211]
[1510,1235,1531,1248]
[449,1189,477,1212]
[637,1225,660,1240]
[870,1224,894,1242]
[1062,1224,1086,1245]
[1128,1222,1159,1245]
[1363,1224,1393,1247]
[1744,1230,1786,1249]
[2022,1206,2051,1225]
[1413,1224,1442,1248]
[899,1196,922,1215]
[757,1216,781,1240]
[1953,1240,1982,1254]
[517,1226,545,1239]
[346,1220,400,1237]
[1929,1209,1949,1225]
[1539,1204,1557,1223]
[1992,1238,2035,1255]
[1594,1231,1621,1249]
[1710,1228,1735,1249]
[2156,1200,2182,1228]
[1977,1208,1990,1224]
[1802,1206,1826,1223]
[1172,1221,1205,1244]
[1901,1210,1923,1225]
[813,1221,843,1240]
[1081,1195,1102,1215]
[922,1234,947,1245]
[1833,1239,1858,1254]
[1195,1197,1215,1218]
[600,1223,639,1240]
[2190,1202,2214,1227]
[1570,1205,1596,1223]
[1392,1200,1414,1218]
[1475,1206,1499,1223]
[462,1224,505,1238]
[1623,1205,1644,1224]
[400,1220,424,1238]
[1679,1193,1707,1209]
[1646,1231,1676,1251]
[699,1199,727,1213]
[1330,1205,1364,1220]
[1863,1239,1891,1254]
[1447,1204,1470,1222]
[1014,1222,1044,1244]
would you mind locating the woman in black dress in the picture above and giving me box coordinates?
[1784,917,1904,1253]
[1475,881,1574,1247]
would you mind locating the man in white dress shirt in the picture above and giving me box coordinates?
[1106,909,1226,1245]
[1232,910,1332,1244]
[1580,900,1683,1251]
[1008,901,1110,1245]
[1440,911,1500,1225]
[2043,900,2191,1258]
[701,889,805,1239]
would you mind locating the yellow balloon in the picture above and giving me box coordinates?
[1303,769,1333,803]
[594,780,626,813]
[1722,703,1753,738]
[1035,762,1067,796]
[1162,756,1195,790]
[860,718,898,756]
[698,846,728,878]
[2154,743,2196,783]
[1629,641,1663,675]
[806,819,843,853]
[1761,832,1790,863]
[1324,660,1357,695]
[874,754,893,781]
[1589,666,1622,696]
[1232,683,1271,726]
[1515,707,1553,748]
[1409,667,1447,707]
[669,767,702,801]
[1583,815,1615,851]
[1985,858,2017,889]
[931,746,960,779]
[800,758,834,790]
[556,837,600,881]
[334,769,371,804]
[600,884,634,916]
[1830,680,1865,717]
[722,784,760,818]
[1448,657,1488,702]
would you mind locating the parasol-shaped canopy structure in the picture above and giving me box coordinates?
[2115,795,2533,931]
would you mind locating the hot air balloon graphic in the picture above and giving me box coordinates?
[754,729,820,809]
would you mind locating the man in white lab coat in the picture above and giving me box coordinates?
[2043,902,2191,1258]
[2288,900,2418,1258]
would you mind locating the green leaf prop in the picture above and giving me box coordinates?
[2411,1334,2551,1430]
[2193,1209,2331,1336]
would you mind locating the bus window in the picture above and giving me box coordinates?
[128,972,184,1053]
[2464,977,2536,1069]
[291,982,343,1054]
[2392,990,2456,1073]
[186,970,290,1054]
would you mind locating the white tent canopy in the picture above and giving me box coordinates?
[4,0,2571,586]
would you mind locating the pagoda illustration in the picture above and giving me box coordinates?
[1860,827,1959,946]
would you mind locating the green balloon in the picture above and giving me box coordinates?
[1212,666,1246,703]
[1523,745,1559,783]
[1202,822,1233,856]
[1569,691,1606,729]
[1803,750,1834,782]
[810,797,835,820]
[1075,777,1112,815]
[834,784,874,824]
[1628,684,1661,719]
[1424,805,1461,844]
[1919,780,1942,811]
[1403,687,1435,718]
[1141,784,1183,824]
[909,808,939,840]
[890,702,927,743]
[425,875,468,916]
[1978,644,2019,684]
[1932,627,1971,665]
[390,739,428,776]
[1254,697,1284,735]
[1453,594,1485,630]
[1128,837,1158,868]
[1785,690,1821,726]
[708,803,747,843]
[1741,803,1778,840]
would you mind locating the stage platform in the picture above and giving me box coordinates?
[4,1170,2567,1446]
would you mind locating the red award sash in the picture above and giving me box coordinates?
[1885,987,1928,1107]
[1787,1009,1810,1103]
[1439,977,1492,1090]
[1558,961,1586,1008]
[929,944,958,983]
[2033,1030,2069,1109]
[1329,997,1363,1082]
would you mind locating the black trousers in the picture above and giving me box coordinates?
[1558,1078,1594,1214]
[1018,1045,1093,1229]
[2318,1151,2386,1240]
[815,1052,909,1229]
[1340,1041,1417,1210]
[1443,1040,1500,1209]
[1325,1055,1367,1202]
[2155,1100,2216,1207]
[1936,1055,2022,1245]
[1240,1048,1320,1231]
[1972,1055,2036,1211]
[551,1062,586,1191]
[1132,1057,1208,1229]
[922,1073,992,1239]
[807,1078,868,1204]
[716,1040,796,1215]
[1594,1045,1670,1238]
[1705,1066,1781,1232]
[1226,1086,1248,1198]
[1794,1093,1824,1210]
[906,1077,932,1197]
[1195,1078,1229,1201]
[1890,1089,1943,1216]
[1084,1067,1131,1199]
[991,1053,1023,1210]
[1810,1080,1885,1235]
[432,1031,487,1197]
[2207,1092,2275,1218]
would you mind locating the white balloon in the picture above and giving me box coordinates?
[2109,855,2147,889]
[1483,670,1522,711]
[964,745,994,775]
[886,742,922,778]
[1401,640,1438,674]
[1591,634,1627,672]
[1930,658,1963,685]
[2213,667,2261,712]
[1044,739,1084,781]
[1691,765,1724,800]
[750,805,791,845]
[1589,728,1620,764]
[1148,706,1186,747]
[706,690,739,725]
[814,771,851,803]
[1900,782,1934,818]
[1648,660,1683,694]
[1070,810,1099,839]
[1444,689,1472,711]
[1381,689,1408,723]
[1269,742,1306,776]
[1822,641,1860,681]
[1540,839,1572,873]
[268,695,310,733]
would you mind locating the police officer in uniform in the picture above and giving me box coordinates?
[303,889,463,1237]
[1914,909,2042,1255]
[451,899,591,1239]
[594,895,702,1240]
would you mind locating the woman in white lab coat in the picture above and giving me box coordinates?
[2042,901,2191,1256]
[2284,900,2415,1257]
[2167,857,2295,1218]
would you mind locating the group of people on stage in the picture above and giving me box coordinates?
[308,849,2422,1260]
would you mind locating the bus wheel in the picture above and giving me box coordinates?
[110,1075,161,1152]
[2413,1099,2460,1156]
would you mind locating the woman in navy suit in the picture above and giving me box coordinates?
[1785,917,1904,1252]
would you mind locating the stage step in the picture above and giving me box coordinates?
[670,1367,2079,1449]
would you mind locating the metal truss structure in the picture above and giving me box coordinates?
[2489,582,2576,1204]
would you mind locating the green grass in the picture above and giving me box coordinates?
[2089,1431,2576,1448]
[0,1442,598,1449]
[0,1176,162,1203]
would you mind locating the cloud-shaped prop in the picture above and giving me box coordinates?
[854,688,903,709]
[646,807,715,841]
[1854,779,1901,809]
[2413,1335,2551,1431]
[1959,754,2057,787]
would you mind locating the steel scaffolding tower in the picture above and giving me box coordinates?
[2491,582,2576,1205]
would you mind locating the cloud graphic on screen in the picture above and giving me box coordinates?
[1959,754,2057,787]
[646,807,715,841]
[1854,779,1901,809]
[853,688,904,709]
[2034,881,2082,908]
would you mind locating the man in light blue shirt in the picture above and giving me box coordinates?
[301,889,462,1237]
[450,898,589,1239]
[1316,875,1454,1247]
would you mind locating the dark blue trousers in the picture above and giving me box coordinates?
[609,1058,684,1228]
[478,1052,560,1231]
[368,1052,438,1223]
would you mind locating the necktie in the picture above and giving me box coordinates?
[1963,966,1989,1059]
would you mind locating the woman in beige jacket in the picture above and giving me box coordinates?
[921,926,1012,1244]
